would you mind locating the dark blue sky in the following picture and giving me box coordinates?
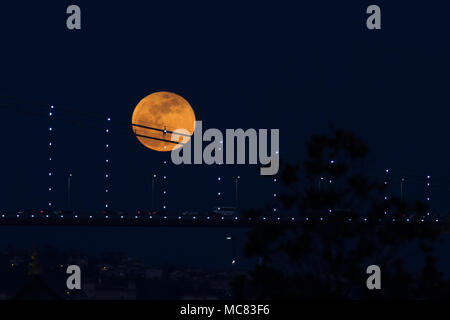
[1,1,450,213]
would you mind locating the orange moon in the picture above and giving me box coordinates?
[131,92,196,152]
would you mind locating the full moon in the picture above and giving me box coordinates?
[131,91,196,152]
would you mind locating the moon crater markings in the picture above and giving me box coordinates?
[132,91,196,152]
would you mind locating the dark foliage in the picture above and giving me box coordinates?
[236,128,450,299]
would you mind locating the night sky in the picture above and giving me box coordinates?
[1,0,450,215]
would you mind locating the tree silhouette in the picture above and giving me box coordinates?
[237,128,449,299]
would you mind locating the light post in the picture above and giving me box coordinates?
[318,177,324,192]
[67,173,72,209]
[235,176,240,209]
[400,178,405,201]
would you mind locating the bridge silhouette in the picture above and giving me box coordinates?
[1,96,450,228]
[0,212,448,233]
[0,214,286,228]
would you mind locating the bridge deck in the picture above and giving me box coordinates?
[0,215,448,230]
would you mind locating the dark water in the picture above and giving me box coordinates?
[0,226,254,270]
[1,225,450,278]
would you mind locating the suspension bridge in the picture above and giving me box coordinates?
[1,96,450,228]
